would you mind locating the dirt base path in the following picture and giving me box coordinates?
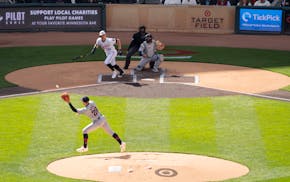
[47,152,249,182]
[5,61,290,95]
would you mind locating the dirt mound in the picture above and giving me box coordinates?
[47,152,249,182]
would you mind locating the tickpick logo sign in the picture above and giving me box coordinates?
[239,8,282,32]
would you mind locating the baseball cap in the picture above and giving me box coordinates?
[82,96,90,103]
[99,30,106,36]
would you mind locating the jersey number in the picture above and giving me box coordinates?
[91,107,99,116]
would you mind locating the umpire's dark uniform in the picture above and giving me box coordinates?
[124,26,147,69]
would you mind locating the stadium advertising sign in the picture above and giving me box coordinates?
[0,5,105,31]
[284,9,290,34]
[192,10,225,30]
[238,8,282,33]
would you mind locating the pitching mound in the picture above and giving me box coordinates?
[47,152,249,182]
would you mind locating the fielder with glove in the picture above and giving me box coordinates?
[61,92,126,153]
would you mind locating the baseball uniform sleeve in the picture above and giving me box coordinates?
[96,38,102,47]
[139,42,145,52]
[110,38,117,45]
[69,103,78,113]
[77,107,88,114]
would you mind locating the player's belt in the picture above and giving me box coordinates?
[96,114,103,120]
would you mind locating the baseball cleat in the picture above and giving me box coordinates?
[152,68,159,73]
[76,146,88,153]
[120,142,126,152]
[118,72,125,78]
[112,71,118,79]
[135,66,143,71]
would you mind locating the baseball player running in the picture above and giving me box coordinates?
[135,33,163,72]
[91,30,124,79]
[65,95,126,153]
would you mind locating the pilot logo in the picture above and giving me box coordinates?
[5,11,25,25]
[242,12,251,22]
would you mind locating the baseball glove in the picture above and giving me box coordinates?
[156,40,165,51]
[61,92,70,103]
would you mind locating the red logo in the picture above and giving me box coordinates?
[204,10,211,17]
[286,16,290,24]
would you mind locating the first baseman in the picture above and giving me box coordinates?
[65,96,126,153]
[91,30,124,79]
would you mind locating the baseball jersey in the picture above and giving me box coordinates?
[95,37,117,54]
[77,101,101,121]
[139,40,156,58]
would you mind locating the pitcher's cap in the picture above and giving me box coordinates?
[82,96,89,102]
[99,30,106,36]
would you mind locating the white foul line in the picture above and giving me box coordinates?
[0,82,118,99]
[0,79,289,102]
[167,82,290,102]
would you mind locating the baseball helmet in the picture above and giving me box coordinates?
[82,96,90,103]
[145,33,153,42]
[99,30,106,37]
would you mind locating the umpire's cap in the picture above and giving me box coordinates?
[139,26,146,31]
[82,96,90,103]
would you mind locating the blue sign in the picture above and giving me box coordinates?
[239,8,282,32]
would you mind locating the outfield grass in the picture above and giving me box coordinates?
[0,45,289,90]
[0,93,289,181]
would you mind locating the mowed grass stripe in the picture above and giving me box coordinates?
[254,99,290,167]
[0,96,40,178]
[213,96,267,179]
[124,98,170,152]
[169,98,216,155]
[21,94,80,179]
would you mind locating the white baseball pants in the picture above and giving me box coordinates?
[104,50,117,66]
[82,115,114,136]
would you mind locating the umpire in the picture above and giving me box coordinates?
[124,26,147,69]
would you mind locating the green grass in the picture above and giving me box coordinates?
[0,45,289,88]
[282,85,290,92]
[0,93,289,181]
[0,45,105,88]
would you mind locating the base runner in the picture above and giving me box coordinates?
[64,95,126,153]
[91,30,124,79]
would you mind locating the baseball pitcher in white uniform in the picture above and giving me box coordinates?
[91,30,124,78]
[65,96,126,153]
[135,34,163,72]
